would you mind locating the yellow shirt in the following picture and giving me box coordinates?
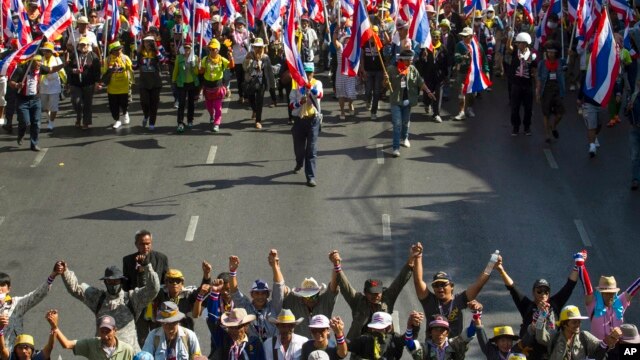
[201,55,229,82]
[103,54,133,94]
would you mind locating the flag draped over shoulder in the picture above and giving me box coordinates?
[462,36,491,94]
[283,1,308,87]
[0,37,42,78]
[583,9,620,107]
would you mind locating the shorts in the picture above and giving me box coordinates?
[541,88,564,117]
[0,77,7,107]
[40,93,60,112]
[582,102,601,130]
[455,71,467,99]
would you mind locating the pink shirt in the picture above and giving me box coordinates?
[587,292,630,340]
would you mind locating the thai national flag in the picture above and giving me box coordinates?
[39,0,73,40]
[389,0,399,19]
[308,0,324,23]
[567,0,581,21]
[125,0,141,36]
[221,0,239,23]
[623,9,636,57]
[2,0,12,43]
[341,0,375,76]
[399,0,416,21]
[341,0,354,16]
[408,1,432,50]
[258,0,281,29]
[462,36,491,93]
[610,0,631,20]
[583,9,619,107]
[180,0,192,30]
[535,0,561,48]
[105,0,120,42]
[247,0,255,28]
[145,0,160,28]
[463,0,486,18]
[283,0,308,86]
[12,0,33,46]
[0,37,42,78]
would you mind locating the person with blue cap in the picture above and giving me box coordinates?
[228,251,286,341]
[289,62,323,187]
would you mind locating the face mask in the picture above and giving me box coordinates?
[547,22,557,29]
[487,12,494,18]
[106,284,121,296]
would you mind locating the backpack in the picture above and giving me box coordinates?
[152,331,191,355]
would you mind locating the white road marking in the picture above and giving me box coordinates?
[30,148,48,168]
[574,219,592,247]
[206,146,218,164]
[543,149,559,169]
[392,310,400,332]
[222,97,230,114]
[376,144,384,165]
[0,217,4,227]
[382,214,391,242]
[185,216,199,242]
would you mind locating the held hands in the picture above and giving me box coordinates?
[573,250,588,267]
[211,279,224,293]
[229,256,240,272]
[329,316,345,334]
[45,310,59,329]
[407,311,424,327]
[268,249,279,267]
[202,261,212,276]
[605,327,622,348]
[329,250,341,266]
[199,283,211,296]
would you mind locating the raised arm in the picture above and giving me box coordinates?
[130,264,161,314]
[192,262,212,318]
[330,250,358,308]
[466,254,499,301]
[495,256,514,286]
[0,314,9,360]
[269,249,285,314]
[41,312,56,359]
[228,256,240,295]
[269,249,288,297]
[384,245,418,305]
[329,251,339,294]
[330,317,348,359]
[12,262,62,317]
[412,242,430,300]
[46,310,77,350]
[624,276,640,303]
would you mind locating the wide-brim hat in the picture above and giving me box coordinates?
[100,265,127,280]
[597,276,620,293]
[221,308,256,327]
[268,309,304,325]
[459,27,473,37]
[77,15,89,24]
[14,335,35,348]
[559,305,589,322]
[41,42,55,52]
[292,277,326,297]
[397,49,414,60]
[156,301,186,323]
[252,38,266,47]
[108,41,123,52]
[621,324,640,344]
[165,269,184,280]
[490,326,519,342]
[143,35,155,42]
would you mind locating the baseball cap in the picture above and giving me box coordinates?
[97,315,116,330]
[251,279,270,292]
[364,279,384,294]
[367,312,392,329]
[432,271,452,284]
[308,315,330,328]
[533,279,551,291]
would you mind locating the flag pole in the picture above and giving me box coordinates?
[566,19,576,63]
[199,18,203,59]
[191,0,196,43]
[19,40,43,85]
[68,27,82,81]
[560,0,564,59]
[371,37,392,92]
[102,16,108,61]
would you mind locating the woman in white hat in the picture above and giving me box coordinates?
[137,35,163,130]
[243,38,276,129]
[300,315,347,360]
[39,42,66,132]
[173,41,199,133]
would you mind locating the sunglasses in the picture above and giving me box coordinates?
[310,328,328,334]
[432,282,449,289]
[536,289,550,295]
[167,278,183,284]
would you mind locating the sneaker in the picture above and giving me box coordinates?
[552,129,559,139]
[434,115,443,123]
[213,125,220,132]
[142,117,148,128]
[293,165,302,174]
[525,128,532,136]
[392,149,400,157]
[366,103,372,111]
[401,139,411,148]
[511,128,519,136]
[47,122,54,131]
[339,114,346,121]
[632,179,639,191]
[112,120,122,129]
[17,136,23,145]
[187,122,193,128]
[371,113,377,120]
[307,178,318,187]
[123,113,130,124]
[177,124,185,133]
[454,111,466,120]
[466,107,476,118]
[30,145,41,152]
[589,143,597,158]
[173,101,179,109]
[255,122,262,129]
[570,84,576,91]
[148,125,155,131]
[595,137,601,147]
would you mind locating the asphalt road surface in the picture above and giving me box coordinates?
[0,69,639,359]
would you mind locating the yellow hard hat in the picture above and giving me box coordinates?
[490,326,519,341]
[41,42,55,51]
[559,305,589,322]
[208,39,221,49]
[165,269,184,279]
[108,41,123,52]
[14,334,35,348]
[475,10,483,18]
[508,354,527,360]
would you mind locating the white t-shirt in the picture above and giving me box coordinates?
[39,57,63,94]
[263,334,309,360]
[69,29,99,48]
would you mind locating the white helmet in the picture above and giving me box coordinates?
[515,32,532,45]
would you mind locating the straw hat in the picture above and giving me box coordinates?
[490,326,519,342]
[221,308,256,327]
[268,309,304,325]
[596,276,620,293]
[291,277,326,297]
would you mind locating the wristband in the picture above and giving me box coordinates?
[50,328,58,335]
[229,271,237,277]
[210,292,220,301]
[0,329,4,336]
[472,311,482,320]
[336,335,345,344]
[197,294,206,302]
[47,275,55,285]
[333,265,342,273]
[404,329,413,341]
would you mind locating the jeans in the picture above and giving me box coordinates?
[70,85,95,125]
[365,70,384,114]
[631,126,640,181]
[234,64,245,99]
[292,115,320,180]
[139,87,161,125]
[177,82,197,124]
[390,104,411,150]
[247,86,266,123]
[17,95,41,146]
[423,83,442,116]
[108,93,129,121]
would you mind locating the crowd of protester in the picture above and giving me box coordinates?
[0,235,639,360]
[1,0,640,188]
